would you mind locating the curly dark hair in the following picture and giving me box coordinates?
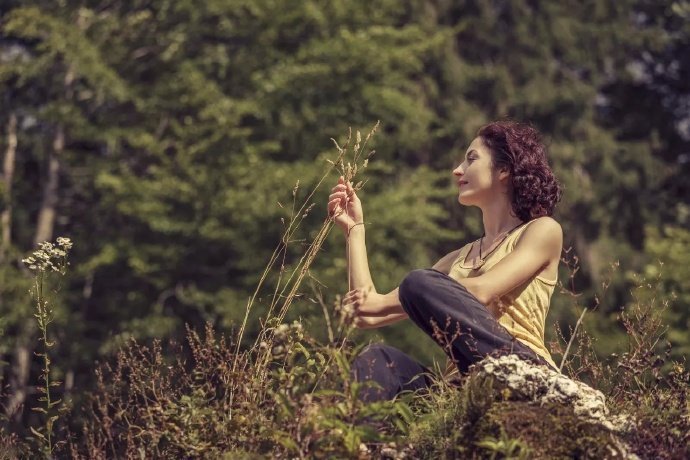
[478,120,562,222]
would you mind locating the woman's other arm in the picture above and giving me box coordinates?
[459,217,562,306]
[353,311,408,329]
[432,248,463,275]
[343,248,463,328]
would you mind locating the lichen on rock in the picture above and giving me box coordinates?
[470,354,632,431]
[466,354,639,458]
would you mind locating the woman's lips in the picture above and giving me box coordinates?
[458,181,468,187]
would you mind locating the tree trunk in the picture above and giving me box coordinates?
[1,113,24,421]
[1,112,17,261]
[8,64,74,422]
[6,124,65,422]
[4,334,32,421]
[34,64,73,246]
[33,126,63,246]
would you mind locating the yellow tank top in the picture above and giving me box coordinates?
[447,219,558,370]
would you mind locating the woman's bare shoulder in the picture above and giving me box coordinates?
[526,216,562,236]
[517,216,563,251]
[432,244,471,274]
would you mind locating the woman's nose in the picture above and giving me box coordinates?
[453,165,464,176]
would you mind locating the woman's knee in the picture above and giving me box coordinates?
[399,269,437,305]
[354,343,394,365]
[351,344,394,380]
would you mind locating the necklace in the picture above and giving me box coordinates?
[475,222,525,267]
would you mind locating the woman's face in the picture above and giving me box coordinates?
[452,136,508,206]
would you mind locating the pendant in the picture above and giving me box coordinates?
[471,258,485,271]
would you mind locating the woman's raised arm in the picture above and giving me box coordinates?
[328,176,375,292]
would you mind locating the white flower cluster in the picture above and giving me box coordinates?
[259,321,305,358]
[22,237,73,273]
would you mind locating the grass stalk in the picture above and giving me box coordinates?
[242,123,379,393]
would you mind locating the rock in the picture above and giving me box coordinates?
[469,354,639,458]
[408,355,644,459]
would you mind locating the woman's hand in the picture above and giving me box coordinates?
[344,288,381,328]
[343,288,408,329]
[343,288,375,316]
[327,176,364,234]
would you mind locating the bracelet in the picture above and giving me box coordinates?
[347,222,365,236]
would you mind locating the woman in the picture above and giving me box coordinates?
[327,120,563,402]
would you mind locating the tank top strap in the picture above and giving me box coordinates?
[451,241,474,267]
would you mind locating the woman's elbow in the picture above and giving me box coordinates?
[475,290,497,306]
[460,279,491,305]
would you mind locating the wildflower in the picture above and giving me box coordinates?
[56,236,72,249]
[275,324,290,340]
[22,237,72,274]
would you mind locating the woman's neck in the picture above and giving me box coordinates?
[480,199,524,241]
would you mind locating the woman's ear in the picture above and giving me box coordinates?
[498,167,510,181]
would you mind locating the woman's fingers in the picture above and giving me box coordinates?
[343,289,364,307]
[328,190,353,220]
[328,195,347,207]
[328,190,347,201]
[330,181,358,203]
[327,194,346,209]
[343,292,356,303]
[348,184,360,201]
[330,183,347,193]
[328,199,343,216]
[331,182,359,196]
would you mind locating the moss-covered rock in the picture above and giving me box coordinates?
[478,401,630,459]
[409,395,632,459]
[407,355,639,459]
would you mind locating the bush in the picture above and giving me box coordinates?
[70,323,413,459]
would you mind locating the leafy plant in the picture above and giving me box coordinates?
[475,433,530,460]
[21,237,72,456]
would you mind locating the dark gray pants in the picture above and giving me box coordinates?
[351,269,553,402]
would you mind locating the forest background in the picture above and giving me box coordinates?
[0,0,688,442]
